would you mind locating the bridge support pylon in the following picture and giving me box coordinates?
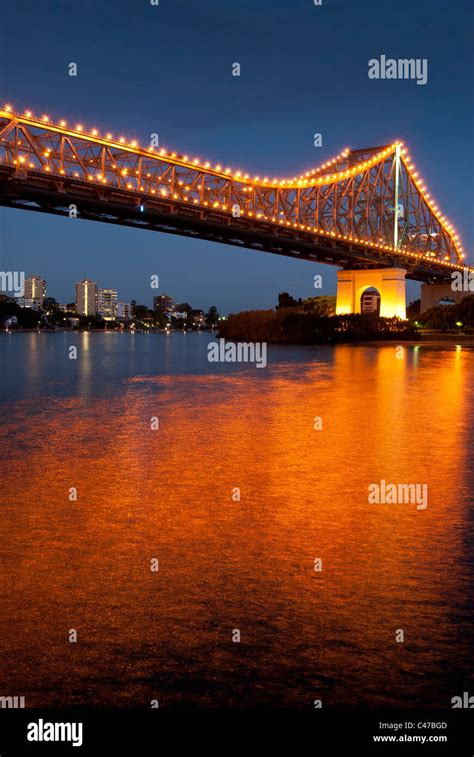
[420,283,464,313]
[336,268,407,319]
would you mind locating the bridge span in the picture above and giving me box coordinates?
[0,104,470,317]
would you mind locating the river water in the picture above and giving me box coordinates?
[0,332,473,708]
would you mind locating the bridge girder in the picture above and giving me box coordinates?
[0,107,468,282]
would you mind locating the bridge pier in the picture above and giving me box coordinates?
[336,268,407,319]
[420,282,463,313]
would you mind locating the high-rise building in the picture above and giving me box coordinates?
[97,288,118,320]
[24,275,46,308]
[153,294,175,313]
[116,301,133,321]
[75,279,97,316]
[361,289,381,314]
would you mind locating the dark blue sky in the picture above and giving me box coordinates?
[1,0,472,312]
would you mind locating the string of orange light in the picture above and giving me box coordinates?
[0,104,466,266]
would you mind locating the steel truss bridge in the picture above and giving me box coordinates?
[0,105,468,284]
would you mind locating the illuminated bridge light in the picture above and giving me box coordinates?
[0,106,464,267]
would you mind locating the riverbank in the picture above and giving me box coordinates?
[0,327,216,335]
[217,296,474,345]
[357,336,474,347]
[217,309,415,344]
[3,328,474,347]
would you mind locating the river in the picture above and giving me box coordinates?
[0,332,472,708]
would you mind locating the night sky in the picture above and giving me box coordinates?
[0,0,472,312]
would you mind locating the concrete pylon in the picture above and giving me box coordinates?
[420,283,464,313]
[336,268,407,319]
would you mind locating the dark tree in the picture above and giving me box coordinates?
[132,304,150,320]
[277,292,298,310]
[206,305,219,326]
[176,302,192,314]
[406,299,421,319]
[43,297,59,313]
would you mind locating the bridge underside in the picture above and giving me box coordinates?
[0,165,455,285]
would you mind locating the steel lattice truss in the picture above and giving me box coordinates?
[0,107,467,281]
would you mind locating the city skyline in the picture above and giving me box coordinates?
[1,272,219,319]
